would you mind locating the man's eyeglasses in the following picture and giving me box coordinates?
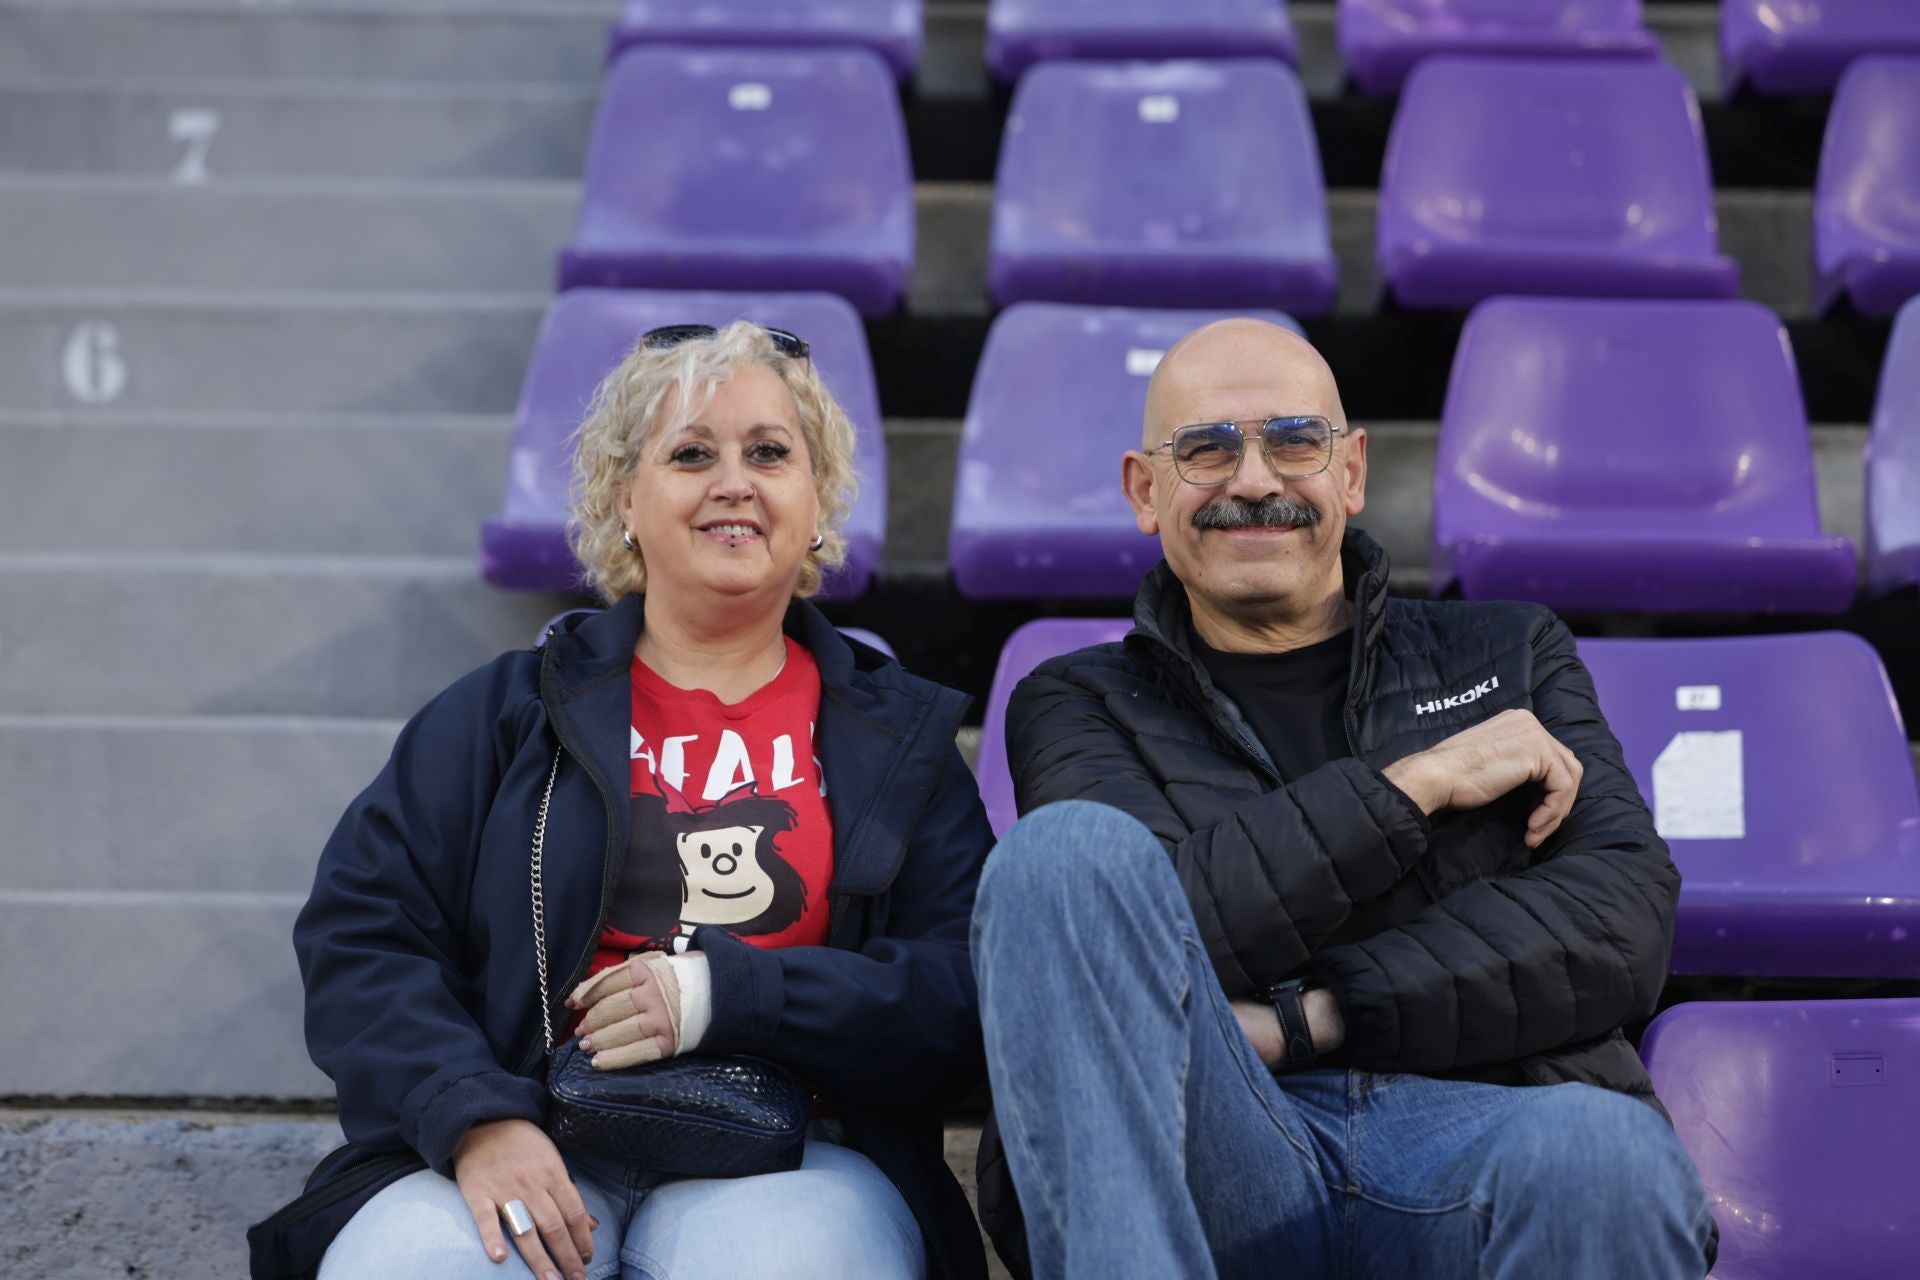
[639,323,811,361]
[1146,416,1345,487]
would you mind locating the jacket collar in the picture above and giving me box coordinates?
[541,593,965,905]
[1125,527,1394,775]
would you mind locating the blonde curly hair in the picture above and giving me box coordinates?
[568,320,859,604]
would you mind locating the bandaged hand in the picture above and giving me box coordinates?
[567,951,686,1071]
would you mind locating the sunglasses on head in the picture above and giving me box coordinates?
[639,323,811,361]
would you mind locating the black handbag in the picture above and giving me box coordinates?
[529,752,809,1177]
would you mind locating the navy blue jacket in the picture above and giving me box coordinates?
[249,595,993,1279]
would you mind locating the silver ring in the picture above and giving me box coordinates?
[501,1198,536,1238]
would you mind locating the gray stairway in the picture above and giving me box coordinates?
[0,0,592,1115]
[0,6,605,1269]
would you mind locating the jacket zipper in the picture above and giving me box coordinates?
[1343,571,1443,901]
[515,638,622,1075]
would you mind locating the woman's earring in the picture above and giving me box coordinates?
[809,532,825,552]
[622,529,638,552]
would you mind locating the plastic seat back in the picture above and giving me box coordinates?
[1579,633,1920,977]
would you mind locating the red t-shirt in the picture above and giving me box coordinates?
[589,638,834,979]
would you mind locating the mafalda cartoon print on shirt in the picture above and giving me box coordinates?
[665,781,806,932]
[609,777,808,947]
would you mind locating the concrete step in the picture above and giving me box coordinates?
[0,1112,1006,1279]
[0,291,543,414]
[0,892,329,1097]
[0,554,574,717]
[28,0,619,11]
[0,175,574,294]
[0,178,1818,323]
[0,712,401,893]
[0,79,594,180]
[0,410,510,555]
[0,2,611,85]
[0,712,401,1102]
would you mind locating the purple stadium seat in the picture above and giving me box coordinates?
[1642,1000,1920,1276]
[609,1,923,81]
[1578,633,1920,978]
[1814,57,1920,316]
[1869,297,1920,596]
[1434,297,1857,614]
[985,0,1298,84]
[837,627,896,659]
[1338,0,1656,96]
[988,59,1336,314]
[1377,57,1738,309]
[1722,0,1920,97]
[978,618,1132,835]
[482,289,886,600]
[951,302,1301,599]
[558,46,913,317]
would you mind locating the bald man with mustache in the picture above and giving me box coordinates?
[970,320,1714,1280]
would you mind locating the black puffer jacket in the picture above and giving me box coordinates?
[978,529,1686,1274]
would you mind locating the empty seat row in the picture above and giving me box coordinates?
[979,624,1920,980]
[1003,53,1920,316]
[605,0,1920,102]
[556,44,1920,321]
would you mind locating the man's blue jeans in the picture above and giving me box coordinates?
[973,800,1715,1280]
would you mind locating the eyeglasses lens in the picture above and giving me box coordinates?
[1171,419,1331,484]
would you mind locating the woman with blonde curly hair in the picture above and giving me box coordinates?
[251,322,995,1280]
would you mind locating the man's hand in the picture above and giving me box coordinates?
[1381,708,1584,849]
[1231,989,1346,1069]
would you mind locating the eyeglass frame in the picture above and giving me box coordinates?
[639,322,811,362]
[1144,415,1349,487]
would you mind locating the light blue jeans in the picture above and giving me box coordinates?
[318,1137,924,1280]
[974,800,1716,1280]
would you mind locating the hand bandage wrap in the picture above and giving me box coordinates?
[665,952,712,1052]
[573,951,686,1070]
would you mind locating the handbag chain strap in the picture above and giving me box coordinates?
[531,750,561,1054]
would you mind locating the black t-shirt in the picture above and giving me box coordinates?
[1192,627,1354,784]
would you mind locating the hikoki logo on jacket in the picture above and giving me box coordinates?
[1413,676,1500,717]
[607,725,832,951]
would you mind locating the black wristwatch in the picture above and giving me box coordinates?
[1263,978,1319,1073]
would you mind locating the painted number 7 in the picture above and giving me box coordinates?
[169,109,221,185]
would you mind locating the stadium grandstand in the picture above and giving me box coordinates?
[1,0,1916,1275]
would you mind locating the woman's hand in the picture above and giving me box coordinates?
[451,1118,595,1280]
[569,950,682,1069]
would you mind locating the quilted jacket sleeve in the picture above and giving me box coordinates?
[1307,614,1681,1072]
[1007,656,1434,997]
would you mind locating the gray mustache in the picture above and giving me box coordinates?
[1192,495,1323,531]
